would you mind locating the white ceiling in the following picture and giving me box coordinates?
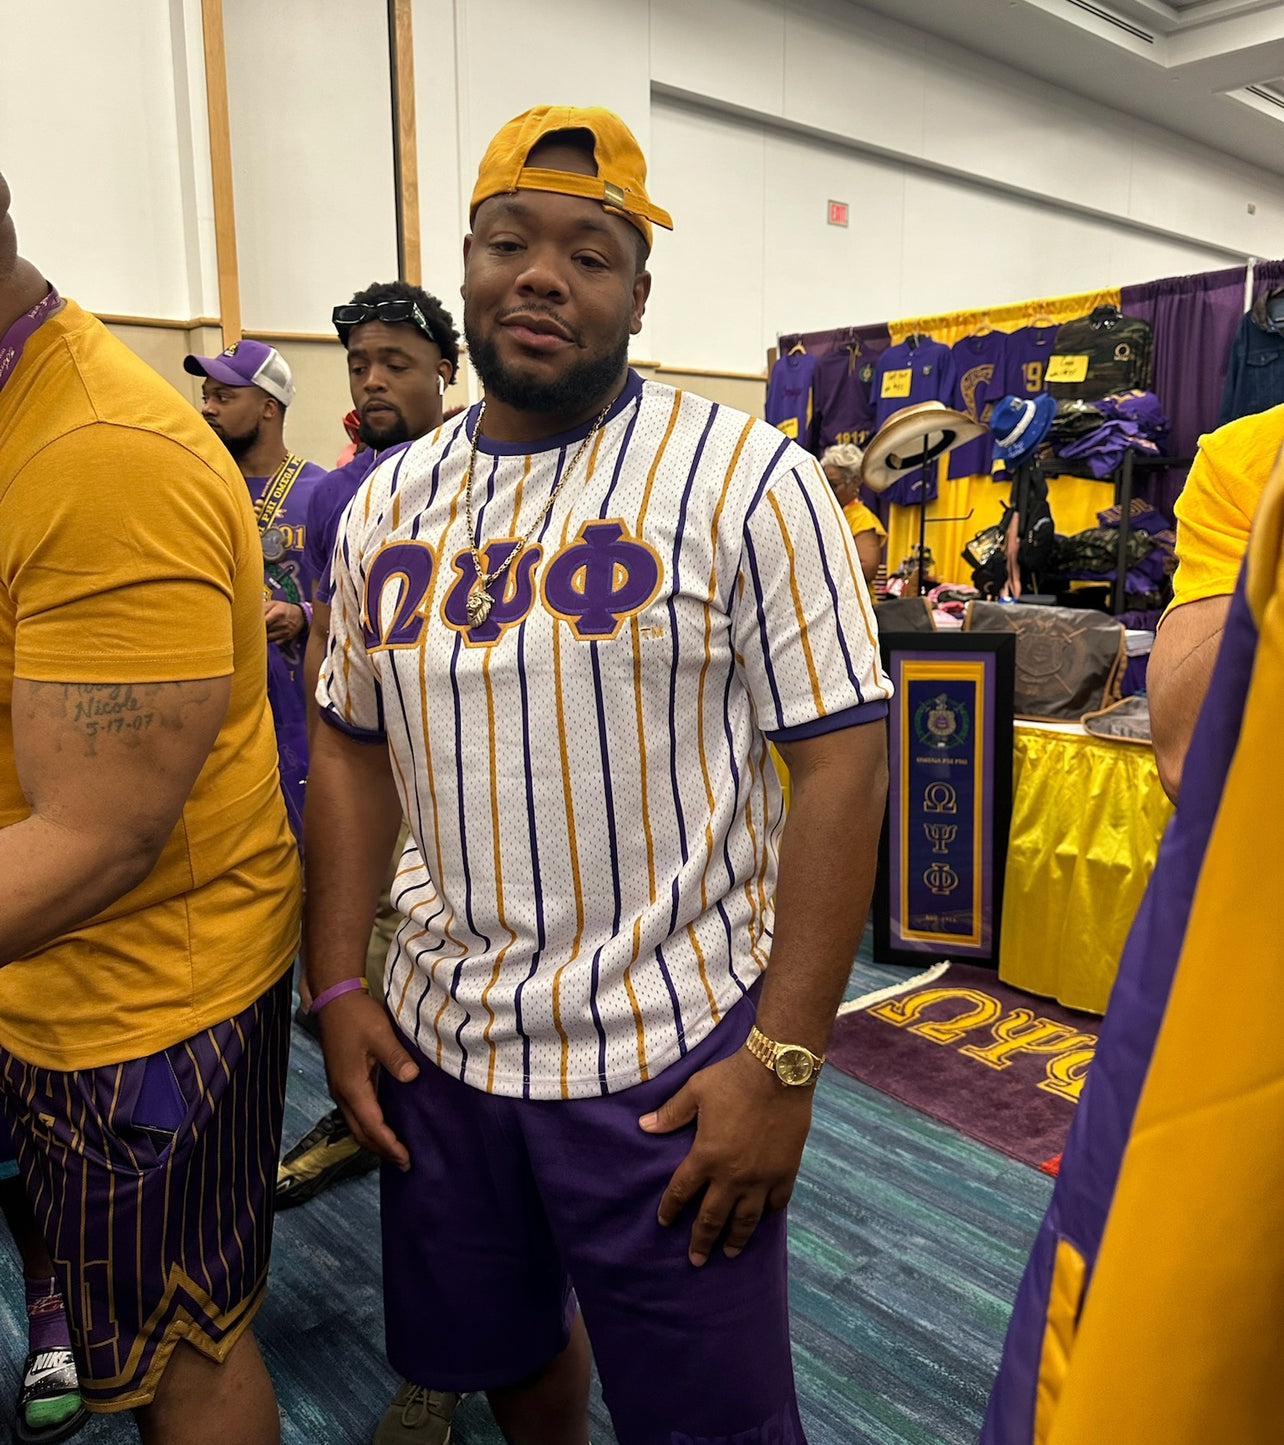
[848,0,1284,176]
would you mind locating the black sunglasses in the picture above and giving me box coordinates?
[332,299,438,348]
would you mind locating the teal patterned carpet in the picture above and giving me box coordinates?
[0,951,1052,1443]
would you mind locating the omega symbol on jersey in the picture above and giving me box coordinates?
[362,541,436,651]
[442,541,543,646]
[541,520,663,640]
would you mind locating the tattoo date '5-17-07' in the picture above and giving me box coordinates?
[24,682,180,757]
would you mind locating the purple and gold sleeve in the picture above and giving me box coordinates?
[732,462,892,741]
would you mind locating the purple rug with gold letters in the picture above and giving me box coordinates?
[828,962,1100,1171]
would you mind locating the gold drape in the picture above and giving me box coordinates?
[999,724,1172,1014]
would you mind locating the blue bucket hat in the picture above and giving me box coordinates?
[989,393,1056,465]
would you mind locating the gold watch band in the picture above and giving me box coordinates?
[745,1024,825,1086]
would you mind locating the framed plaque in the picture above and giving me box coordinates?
[874,632,1015,967]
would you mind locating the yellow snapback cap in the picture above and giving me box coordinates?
[470,105,673,247]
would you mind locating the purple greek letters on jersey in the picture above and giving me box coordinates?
[540,521,663,640]
[441,543,544,645]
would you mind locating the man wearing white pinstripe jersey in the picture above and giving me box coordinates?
[306,106,891,1445]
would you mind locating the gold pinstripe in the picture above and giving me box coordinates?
[811,460,891,694]
[765,489,826,716]
[637,390,683,530]
[624,615,655,1081]
[479,639,520,1092]
[738,743,772,973]
[548,443,598,1096]
[617,395,683,1079]
[685,922,721,1023]
[692,417,755,924]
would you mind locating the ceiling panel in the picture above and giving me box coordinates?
[844,0,1284,175]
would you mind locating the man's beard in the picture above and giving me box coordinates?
[465,319,629,416]
[357,410,411,449]
[212,420,259,461]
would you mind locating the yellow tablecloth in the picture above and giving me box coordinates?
[999,723,1174,1014]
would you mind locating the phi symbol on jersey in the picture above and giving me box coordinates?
[541,520,664,640]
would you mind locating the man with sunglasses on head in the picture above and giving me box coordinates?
[278,280,460,1445]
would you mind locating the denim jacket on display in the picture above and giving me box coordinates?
[1218,311,1284,426]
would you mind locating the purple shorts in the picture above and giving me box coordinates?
[379,982,807,1445]
[0,969,291,1411]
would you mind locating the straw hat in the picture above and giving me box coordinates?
[861,402,986,494]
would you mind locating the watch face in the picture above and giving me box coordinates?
[774,1046,816,1086]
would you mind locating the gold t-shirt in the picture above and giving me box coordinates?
[1169,404,1284,613]
[843,497,887,540]
[0,300,300,1069]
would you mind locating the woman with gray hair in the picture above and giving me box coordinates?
[819,443,885,586]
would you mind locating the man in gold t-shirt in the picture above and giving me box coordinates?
[1149,404,1284,801]
[0,172,299,1443]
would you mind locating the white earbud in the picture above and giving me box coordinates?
[438,374,446,396]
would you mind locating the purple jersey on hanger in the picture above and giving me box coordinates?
[812,336,889,453]
[765,351,818,450]
[1004,324,1059,397]
[948,331,1009,479]
[872,336,955,505]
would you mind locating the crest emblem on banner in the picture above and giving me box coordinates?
[915,693,970,750]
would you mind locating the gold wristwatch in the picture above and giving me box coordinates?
[744,1025,825,1086]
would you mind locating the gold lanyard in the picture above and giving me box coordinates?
[255,452,306,534]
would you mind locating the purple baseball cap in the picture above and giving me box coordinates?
[183,338,294,407]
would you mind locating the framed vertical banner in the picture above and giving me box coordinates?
[874,632,1015,967]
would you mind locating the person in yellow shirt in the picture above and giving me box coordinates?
[0,172,299,1443]
[1148,403,1283,800]
[820,442,886,584]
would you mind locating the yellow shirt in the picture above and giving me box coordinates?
[0,300,300,1069]
[1168,404,1284,613]
[843,498,887,540]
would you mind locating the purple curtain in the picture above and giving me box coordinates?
[776,320,890,362]
[1119,265,1247,520]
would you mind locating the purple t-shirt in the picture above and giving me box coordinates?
[245,457,327,840]
[872,337,955,505]
[246,459,328,667]
[305,444,410,603]
[765,352,818,450]
[1004,324,1059,397]
[947,331,1009,479]
[812,338,888,453]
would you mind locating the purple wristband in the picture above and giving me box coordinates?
[310,977,369,1013]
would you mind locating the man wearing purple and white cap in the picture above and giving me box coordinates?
[184,340,327,840]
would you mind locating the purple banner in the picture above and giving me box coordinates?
[888,650,997,957]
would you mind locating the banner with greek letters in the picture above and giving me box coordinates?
[875,633,1014,966]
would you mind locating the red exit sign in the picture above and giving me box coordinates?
[828,199,849,227]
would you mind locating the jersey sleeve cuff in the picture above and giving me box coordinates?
[318,705,388,744]
[766,699,888,743]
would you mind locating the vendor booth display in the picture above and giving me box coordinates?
[780,260,1283,1015]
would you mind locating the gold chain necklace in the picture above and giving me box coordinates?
[462,397,612,626]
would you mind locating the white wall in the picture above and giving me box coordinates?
[3,0,1279,379]
[223,0,398,334]
[647,97,1238,372]
[0,0,212,319]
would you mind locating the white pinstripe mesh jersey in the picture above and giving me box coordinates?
[320,371,891,1099]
